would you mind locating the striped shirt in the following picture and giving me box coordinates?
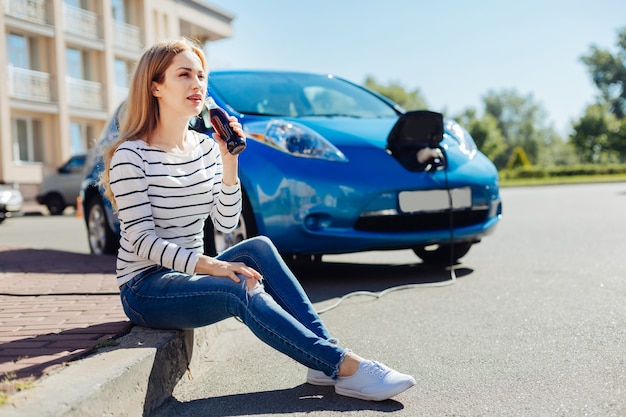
[109,132,242,286]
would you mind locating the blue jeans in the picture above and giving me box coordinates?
[119,236,346,378]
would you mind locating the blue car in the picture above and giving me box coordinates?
[79,70,501,264]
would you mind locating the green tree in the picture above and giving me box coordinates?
[571,103,622,163]
[454,108,507,165]
[577,26,626,161]
[482,88,557,166]
[580,27,626,119]
[363,76,428,110]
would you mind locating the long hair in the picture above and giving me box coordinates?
[99,38,207,210]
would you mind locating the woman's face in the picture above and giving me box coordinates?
[152,49,206,119]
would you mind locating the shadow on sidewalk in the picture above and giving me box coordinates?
[0,248,116,274]
[0,321,131,381]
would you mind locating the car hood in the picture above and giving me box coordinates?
[243,116,399,149]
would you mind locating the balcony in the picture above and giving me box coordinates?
[4,0,48,25]
[7,66,53,103]
[113,20,142,54]
[66,77,103,110]
[63,2,100,41]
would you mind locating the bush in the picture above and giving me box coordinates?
[500,164,626,180]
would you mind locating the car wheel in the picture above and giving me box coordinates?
[86,195,118,255]
[44,193,66,215]
[203,195,257,256]
[413,242,473,265]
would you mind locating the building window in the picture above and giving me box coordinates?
[111,0,127,22]
[66,47,85,79]
[7,34,29,68]
[69,121,92,155]
[12,118,44,163]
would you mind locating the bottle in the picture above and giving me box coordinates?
[205,97,246,155]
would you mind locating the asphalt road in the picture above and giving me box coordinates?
[2,183,625,416]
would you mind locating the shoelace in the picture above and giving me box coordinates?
[363,361,389,379]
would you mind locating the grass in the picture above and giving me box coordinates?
[94,339,119,349]
[0,372,35,405]
[499,173,626,187]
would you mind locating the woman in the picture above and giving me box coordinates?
[100,38,415,402]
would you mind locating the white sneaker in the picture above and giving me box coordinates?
[306,338,339,386]
[306,368,335,386]
[335,360,416,401]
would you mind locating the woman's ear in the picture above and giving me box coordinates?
[151,82,160,97]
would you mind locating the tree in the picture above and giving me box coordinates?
[571,103,622,163]
[577,26,626,161]
[482,88,557,166]
[454,108,507,165]
[363,76,428,110]
[580,27,626,119]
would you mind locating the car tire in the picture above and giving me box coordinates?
[203,194,257,257]
[85,194,119,255]
[413,242,473,265]
[44,193,66,215]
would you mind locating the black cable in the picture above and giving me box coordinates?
[442,150,457,280]
[317,147,457,315]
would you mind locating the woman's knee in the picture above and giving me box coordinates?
[245,235,278,256]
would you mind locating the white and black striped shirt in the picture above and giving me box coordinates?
[109,132,242,286]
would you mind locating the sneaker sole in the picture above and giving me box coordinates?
[335,378,416,401]
[306,376,336,386]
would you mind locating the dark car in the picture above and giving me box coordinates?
[37,154,87,215]
[80,70,502,264]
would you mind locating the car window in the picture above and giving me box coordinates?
[60,155,87,174]
[209,72,397,118]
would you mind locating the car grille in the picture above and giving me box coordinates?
[354,208,489,232]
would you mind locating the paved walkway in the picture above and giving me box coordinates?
[0,245,131,394]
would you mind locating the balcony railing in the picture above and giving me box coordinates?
[113,20,142,53]
[7,65,52,103]
[4,0,48,24]
[63,2,100,40]
[66,76,103,110]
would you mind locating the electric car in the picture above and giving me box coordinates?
[79,70,501,263]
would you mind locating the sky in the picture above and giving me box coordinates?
[204,0,626,136]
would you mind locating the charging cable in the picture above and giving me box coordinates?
[317,147,457,315]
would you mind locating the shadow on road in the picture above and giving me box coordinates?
[157,384,406,416]
[291,259,473,304]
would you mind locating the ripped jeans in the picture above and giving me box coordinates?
[119,236,346,378]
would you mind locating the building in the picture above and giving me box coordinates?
[0,0,234,199]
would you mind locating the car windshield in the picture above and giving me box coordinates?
[209,72,398,119]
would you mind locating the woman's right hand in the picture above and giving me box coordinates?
[194,254,262,285]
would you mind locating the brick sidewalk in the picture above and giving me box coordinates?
[0,245,130,388]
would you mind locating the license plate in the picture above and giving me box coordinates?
[398,188,472,213]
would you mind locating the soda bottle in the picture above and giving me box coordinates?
[206,97,246,155]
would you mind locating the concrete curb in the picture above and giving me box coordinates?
[2,323,224,417]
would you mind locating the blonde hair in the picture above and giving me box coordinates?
[99,38,207,210]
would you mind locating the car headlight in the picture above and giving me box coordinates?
[0,190,11,204]
[251,120,348,162]
[445,119,477,158]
